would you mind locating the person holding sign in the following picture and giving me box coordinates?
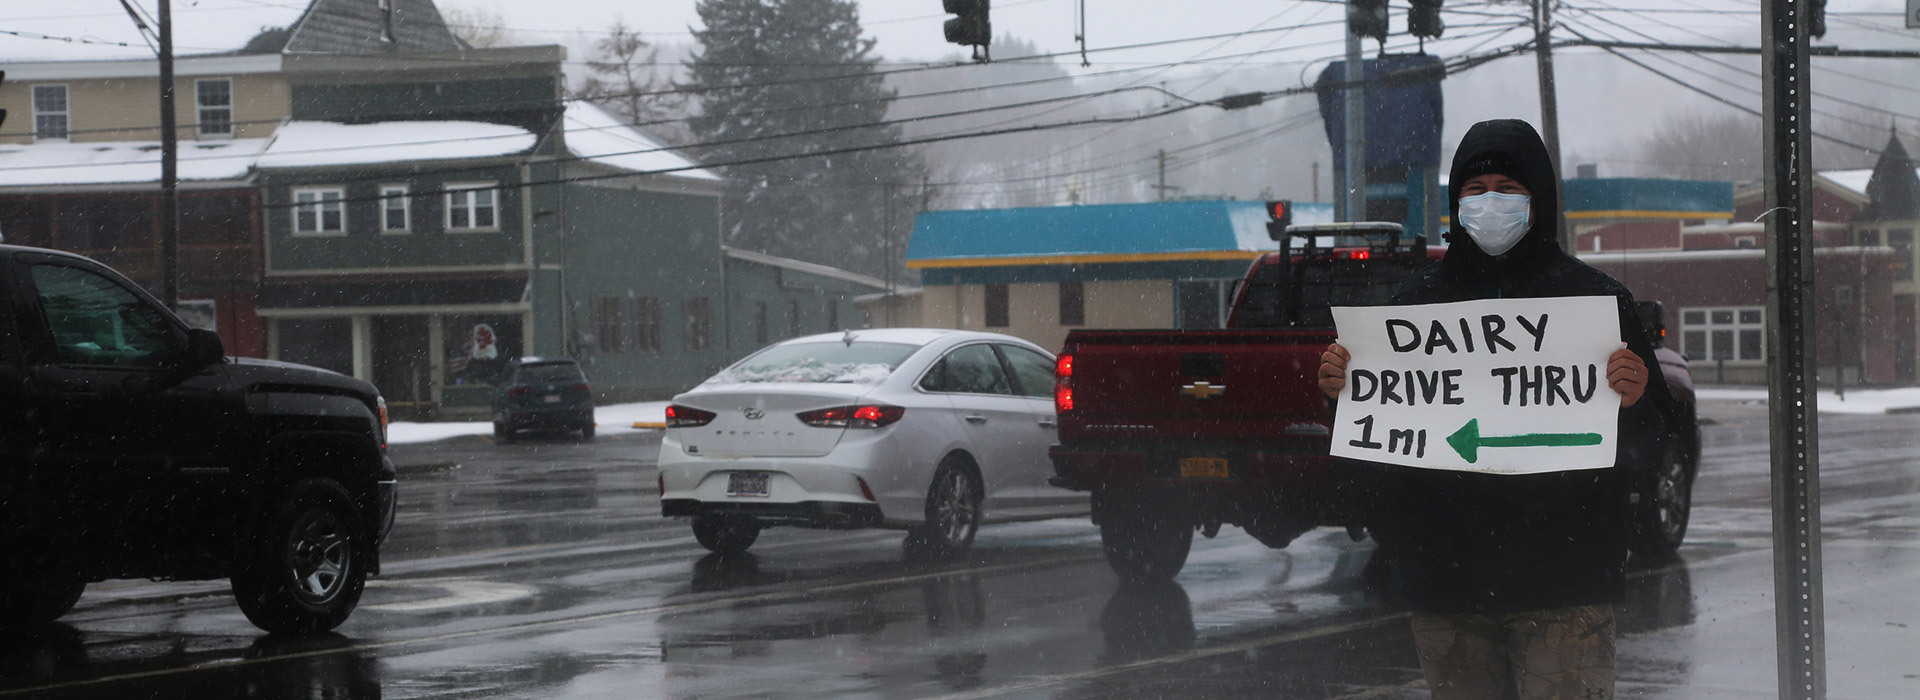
[1317,119,1670,700]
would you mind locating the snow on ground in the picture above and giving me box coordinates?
[386,401,668,445]
[1694,386,1920,415]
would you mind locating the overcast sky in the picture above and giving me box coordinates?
[2,1,1915,180]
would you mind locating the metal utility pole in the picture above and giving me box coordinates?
[158,0,180,309]
[1342,3,1366,223]
[1761,1,1826,699]
[1533,0,1568,250]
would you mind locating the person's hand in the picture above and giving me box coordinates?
[1318,342,1350,400]
[1608,346,1649,408]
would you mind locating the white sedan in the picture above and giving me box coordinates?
[658,328,1087,556]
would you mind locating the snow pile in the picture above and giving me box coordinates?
[703,361,895,386]
[563,102,721,181]
[385,401,669,445]
[259,121,535,168]
[1696,386,1920,415]
[0,138,268,187]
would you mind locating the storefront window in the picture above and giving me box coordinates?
[444,314,522,386]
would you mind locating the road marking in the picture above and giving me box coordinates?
[920,613,1411,700]
[0,553,1104,696]
[363,578,537,612]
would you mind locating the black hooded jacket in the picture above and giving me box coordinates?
[1367,119,1671,613]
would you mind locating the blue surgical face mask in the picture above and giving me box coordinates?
[1457,191,1532,256]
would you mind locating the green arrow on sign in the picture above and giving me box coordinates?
[1445,418,1602,464]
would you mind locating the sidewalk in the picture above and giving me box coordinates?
[385,401,669,445]
[1695,385,1920,415]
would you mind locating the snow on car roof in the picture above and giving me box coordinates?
[780,328,964,347]
[258,120,537,168]
[0,138,270,188]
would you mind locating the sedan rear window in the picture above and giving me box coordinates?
[516,362,583,383]
[707,341,918,385]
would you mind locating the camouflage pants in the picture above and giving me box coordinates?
[1410,604,1616,700]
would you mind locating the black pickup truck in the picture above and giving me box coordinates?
[0,244,396,633]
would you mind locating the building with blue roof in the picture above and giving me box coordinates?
[890,199,1331,350]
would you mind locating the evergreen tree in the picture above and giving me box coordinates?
[682,0,929,279]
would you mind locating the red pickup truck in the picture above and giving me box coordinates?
[1051,224,1701,581]
[1050,223,1441,580]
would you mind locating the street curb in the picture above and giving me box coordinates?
[394,459,460,474]
[631,421,665,429]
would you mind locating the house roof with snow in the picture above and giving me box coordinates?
[905,200,1333,270]
[0,138,269,190]
[282,0,467,55]
[257,120,537,169]
[563,103,721,182]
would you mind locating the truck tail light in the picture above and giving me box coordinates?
[665,404,717,428]
[1055,353,1075,412]
[796,405,905,429]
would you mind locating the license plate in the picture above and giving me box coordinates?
[542,394,561,404]
[727,472,771,497]
[1178,456,1230,479]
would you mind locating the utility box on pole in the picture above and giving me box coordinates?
[1313,54,1446,238]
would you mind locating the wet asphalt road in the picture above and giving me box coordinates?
[2,400,1917,699]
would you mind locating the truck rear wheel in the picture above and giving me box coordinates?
[0,575,85,626]
[1099,497,1193,581]
[232,479,368,634]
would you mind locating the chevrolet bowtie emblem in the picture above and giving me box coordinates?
[1180,382,1225,399]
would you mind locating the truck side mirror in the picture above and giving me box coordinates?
[184,328,225,368]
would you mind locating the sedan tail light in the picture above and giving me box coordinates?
[796,404,905,429]
[665,404,717,428]
[508,386,529,396]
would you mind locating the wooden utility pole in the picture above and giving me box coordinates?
[158,0,180,308]
[1534,0,1568,250]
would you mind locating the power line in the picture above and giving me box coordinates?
[1557,26,1879,154]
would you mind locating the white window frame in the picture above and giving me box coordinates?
[1680,306,1765,364]
[195,78,234,139]
[291,187,347,236]
[444,182,500,232]
[379,184,411,234]
[32,84,69,141]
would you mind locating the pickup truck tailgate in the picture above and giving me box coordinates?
[1059,328,1335,444]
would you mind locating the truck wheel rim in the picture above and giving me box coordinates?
[289,509,350,602]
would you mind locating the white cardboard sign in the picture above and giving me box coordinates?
[1329,296,1621,475]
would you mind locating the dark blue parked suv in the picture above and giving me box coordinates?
[493,357,596,442]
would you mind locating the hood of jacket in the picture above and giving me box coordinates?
[1443,119,1563,274]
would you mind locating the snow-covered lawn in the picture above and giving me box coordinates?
[1694,386,1920,415]
[386,401,669,445]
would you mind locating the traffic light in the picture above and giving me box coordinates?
[1409,0,1445,39]
[943,0,991,48]
[1349,0,1389,43]
[1810,0,1827,38]
[1265,200,1293,241]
